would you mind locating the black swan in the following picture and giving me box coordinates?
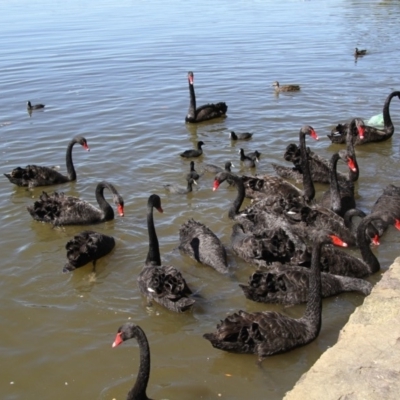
[213,171,360,246]
[230,131,253,140]
[63,230,115,272]
[137,194,194,313]
[317,212,400,278]
[318,150,357,217]
[239,148,258,168]
[27,101,45,110]
[273,118,363,184]
[272,81,300,92]
[164,177,197,194]
[4,136,90,187]
[354,47,367,56]
[371,184,400,235]
[185,71,227,123]
[203,232,347,360]
[202,161,234,174]
[328,91,400,144]
[178,218,228,274]
[180,141,205,158]
[112,322,154,400]
[242,125,318,203]
[239,266,372,306]
[186,161,200,181]
[27,181,124,225]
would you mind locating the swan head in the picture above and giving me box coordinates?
[188,71,194,85]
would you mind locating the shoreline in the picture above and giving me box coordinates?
[284,257,400,400]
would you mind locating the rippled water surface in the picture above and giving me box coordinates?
[1,1,400,399]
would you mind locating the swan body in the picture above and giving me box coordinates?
[203,233,347,360]
[230,131,253,140]
[328,91,400,144]
[63,230,115,272]
[27,101,45,110]
[272,81,300,92]
[240,266,372,305]
[4,136,89,187]
[371,184,400,234]
[185,71,227,123]
[137,194,194,313]
[180,141,204,158]
[27,181,124,225]
[112,323,154,400]
[178,218,228,273]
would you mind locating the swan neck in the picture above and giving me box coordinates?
[303,240,323,335]
[357,216,380,273]
[329,154,342,214]
[95,182,114,221]
[65,139,77,181]
[146,204,161,266]
[382,91,398,130]
[187,82,196,120]
[230,176,245,219]
[127,327,151,400]
[299,131,315,202]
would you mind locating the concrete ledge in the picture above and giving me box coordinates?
[284,257,400,400]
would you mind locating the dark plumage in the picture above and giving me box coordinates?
[186,161,200,181]
[27,181,124,225]
[27,101,45,110]
[239,148,257,168]
[240,267,372,305]
[4,136,90,188]
[185,71,227,123]
[63,231,115,272]
[229,131,253,140]
[179,218,228,273]
[180,141,205,158]
[202,161,234,174]
[203,233,348,360]
[112,323,154,400]
[328,91,400,144]
[354,47,367,56]
[137,194,194,313]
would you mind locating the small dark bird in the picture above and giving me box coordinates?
[164,177,197,194]
[27,101,45,110]
[272,81,300,92]
[180,141,205,158]
[229,131,253,140]
[246,150,261,161]
[239,148,257,168]
[354,47,367,57]
[186,161,200,181]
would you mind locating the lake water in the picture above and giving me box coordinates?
[1,1,400,399]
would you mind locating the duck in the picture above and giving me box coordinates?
[185,71,227,123]
[137,194,194,313]
[112,322,154,400]
[229,131,253,140]
[63,231,115,272]
[4,136,90,188]
[180,141,205,158]
[272,81,300,92]
[328,91,400,144]
[354,47,367,56]
[239,148,257,169]
[27,101,45,110]
[27,181,124,225]
[203,232,348,361]
[202,161,234,174]
[178,218,228,273]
